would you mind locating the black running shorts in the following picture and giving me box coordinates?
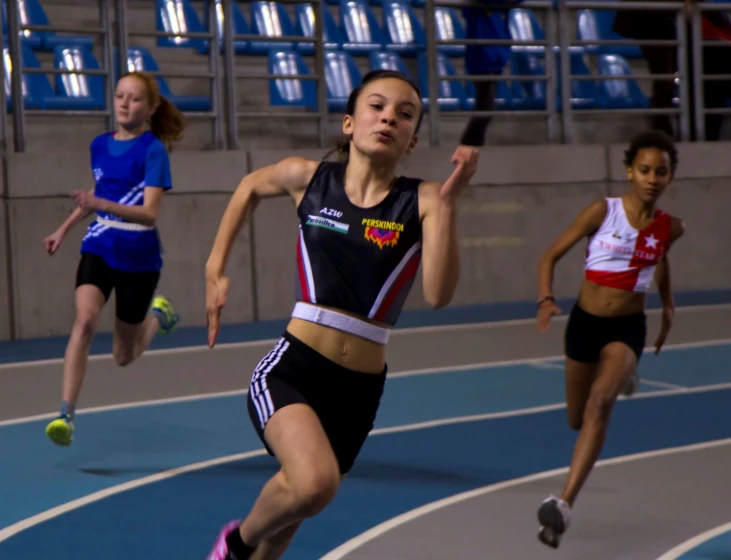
[247,330,387,474]
[75,252,160,325]
[564,303,647,364]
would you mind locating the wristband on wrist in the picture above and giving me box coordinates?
[537,295,555,307]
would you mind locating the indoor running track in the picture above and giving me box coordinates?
[1,295,730,559]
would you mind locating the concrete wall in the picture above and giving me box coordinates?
[1,141,730,340]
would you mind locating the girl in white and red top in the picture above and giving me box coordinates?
[533,131,685,549]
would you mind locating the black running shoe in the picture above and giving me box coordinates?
[537,495,571,549]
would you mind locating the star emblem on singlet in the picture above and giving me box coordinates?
[644,233,659,250]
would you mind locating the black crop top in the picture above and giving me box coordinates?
[295,161,423,326]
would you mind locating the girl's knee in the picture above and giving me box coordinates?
[112,348,135,367]
[567,412,583,431]
[73,312,99,340]
[584,389,615,424]
[112,321,145,366]
[290,466,341,518]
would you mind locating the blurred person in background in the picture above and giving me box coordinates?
[614,0,731,141]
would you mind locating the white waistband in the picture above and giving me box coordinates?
[291,302,391,344]
[96,216,154,231]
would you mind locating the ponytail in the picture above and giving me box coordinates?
[150,95,186,152]
[323,135,351,162]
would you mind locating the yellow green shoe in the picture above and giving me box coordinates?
[46,416,74,446]
[151,295,180,335]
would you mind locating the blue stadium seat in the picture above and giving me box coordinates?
[323,48,362,111]
[369,50,410,75]
[2,0,93,52]
[3,42,95,111]
[596,53,649,109]
[201,0,250,54]
[156,0,208,51]
[2,0,41,50]
[382,0,425,56]
[509,50,600,110]
[508,8,584,59]
[435,7,466,57]
[556,51,600,110]
[576,9,643,60]
[373,5,464,58]
[509,51,549,110]
[339,0,386,55]
[464,79,511,112]
[507,8,546,55]
[268,48,317,108]
[294,3,345,55]
[268,47,365,112]
[248,2,298,54]
[52,44,106,110]
[416,52,467,111]
[371,50,494,111]
[123,46,212,112]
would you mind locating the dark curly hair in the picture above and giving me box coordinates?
[324,70,424,162]
[623,130,679,173]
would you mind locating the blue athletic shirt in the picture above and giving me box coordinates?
[80,131,172,272]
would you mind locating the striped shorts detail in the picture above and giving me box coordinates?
[245,330,387,474]
[249,337,290,430]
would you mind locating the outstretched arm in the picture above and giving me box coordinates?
[536,199,607,331]
[419,146,479,309]
[653,216,686,353]
[205,156,318,347]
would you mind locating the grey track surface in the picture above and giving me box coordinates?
[2,304,731,422]
[339,443,731,560]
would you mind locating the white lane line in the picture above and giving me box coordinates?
[1,385,730,543]
[654,520,731,560]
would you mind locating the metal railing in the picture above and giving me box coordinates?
[561,0,689,142]
[219,0,330,149]
[4,0,115,152]
[693,1,731,140]
[0,0,729,151]
[427,0,560,144]
[119,0,225,149]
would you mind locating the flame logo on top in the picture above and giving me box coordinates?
[362,218,405,249]
[364,227,400,249]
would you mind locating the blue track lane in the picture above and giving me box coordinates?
[0,388,729,558]
[4,341,728,530]
[0,339,730,558]
[678,531,731,559]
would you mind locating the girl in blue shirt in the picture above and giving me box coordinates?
[42,71,186,446]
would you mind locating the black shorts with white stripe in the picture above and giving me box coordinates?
[247,330,388,474]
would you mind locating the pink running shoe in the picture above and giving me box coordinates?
[206,520,243,560]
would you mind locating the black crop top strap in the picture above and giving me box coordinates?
[292,160,423,342]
